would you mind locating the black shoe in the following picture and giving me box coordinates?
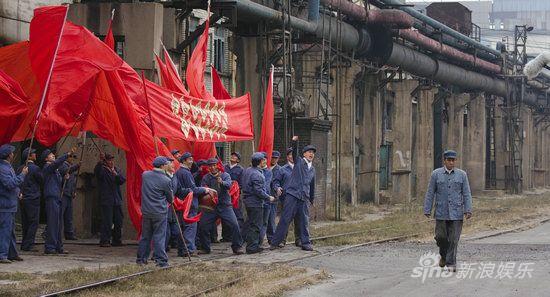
[233,248,245,255]
[269,245,280,250]
[100,243,111,247]
[197,249,211,255]
[301,245,313,252]
[8,256,23,261]
[246,248,263,254]
[439,257,446,268]
[21,247,38,252]
[295,240,302,247]
[44,250,57,255]
[65,236,78,241]
[111,242,125,247]
[211,239,220,244]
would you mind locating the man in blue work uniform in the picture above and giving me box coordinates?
[175,152,215,256]
[98,154,126,247]
[42,147,76,254]
[198,158,245,255]
[137,156,175,267]
[171,149,182,160]
[242,152,275,254]
[19,147,42,252]
[259,152,273,247]
[265,151,281,244]
[273,148,301,246]
[59,154,80,240]
[221,152,244,242]
[165,161,190,257]
[270,136,316,252]
[424,150,472,272]
[0,144,27,263]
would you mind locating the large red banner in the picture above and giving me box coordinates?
[145,81,254,142]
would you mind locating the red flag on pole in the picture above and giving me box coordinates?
[185,8,215,101]
[211,65,231,99]
[163,47,189,95]
[258,66,274,165]
[103,9,115,51]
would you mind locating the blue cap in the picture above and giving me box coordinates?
[272,151,281,158]
[206,158,218,165]
[179,152,192,163]
[40,149,53,161]
[443,150,457,159]
[251,152,266,162]
[0,144,15,159]
[152,156,173,168]
[170,149,180,156]
[231,152,241,160]
[22,147,36,159]
[196,159,207,166]
[286,147,293,155]
[302,145,317,154]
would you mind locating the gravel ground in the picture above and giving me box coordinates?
[288,222,550,297]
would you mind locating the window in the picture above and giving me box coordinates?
[384,101,393,130]
[214,38,226,72]
[96,34,125,58]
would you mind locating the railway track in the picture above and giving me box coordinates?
[38,220,433,297]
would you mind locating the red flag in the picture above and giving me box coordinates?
[103,10,115,51]
[258,67,274,164]
[163,47,189,95]
[143,81,254,142]
[0,70,29,143]
[173,192,202,223]
[229,181,240,209]
[186,16,215,100]
[211,65,231,99]
[154,53,168,87]
[104,20,115,51]
[29,5,68,94]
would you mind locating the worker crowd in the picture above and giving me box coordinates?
[0,136,316,267]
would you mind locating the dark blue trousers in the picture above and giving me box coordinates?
[100,205,123,244]
[20,199,40,251]
[221,204,245,241]
[137,216,168,267]
[166,219,186,256]
[244,206,263,253]
[271,196,311,248]
[183,205,198,252]
[0,212,18,260]
[44,197,63,253]
[198,206,243,252]
[260,203,276,244]
[62,194,75,239]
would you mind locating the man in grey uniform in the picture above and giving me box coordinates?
[423,150,472,272]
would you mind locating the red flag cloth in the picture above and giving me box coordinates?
[143,81,254,142]
[186,18,215,101]
[103,19,115,51]
[163,48,189,95]
[258,68,275,165]
[173,192,202,224]
[229,181,240,209]
[29,5,67,94]
[154,53,169,88]
[211,65,231,99]
[0,70,29,143]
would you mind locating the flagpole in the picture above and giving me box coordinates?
[26,5,69,161]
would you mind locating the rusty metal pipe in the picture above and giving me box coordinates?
[320,0,413,29]
[398,29,501,73]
